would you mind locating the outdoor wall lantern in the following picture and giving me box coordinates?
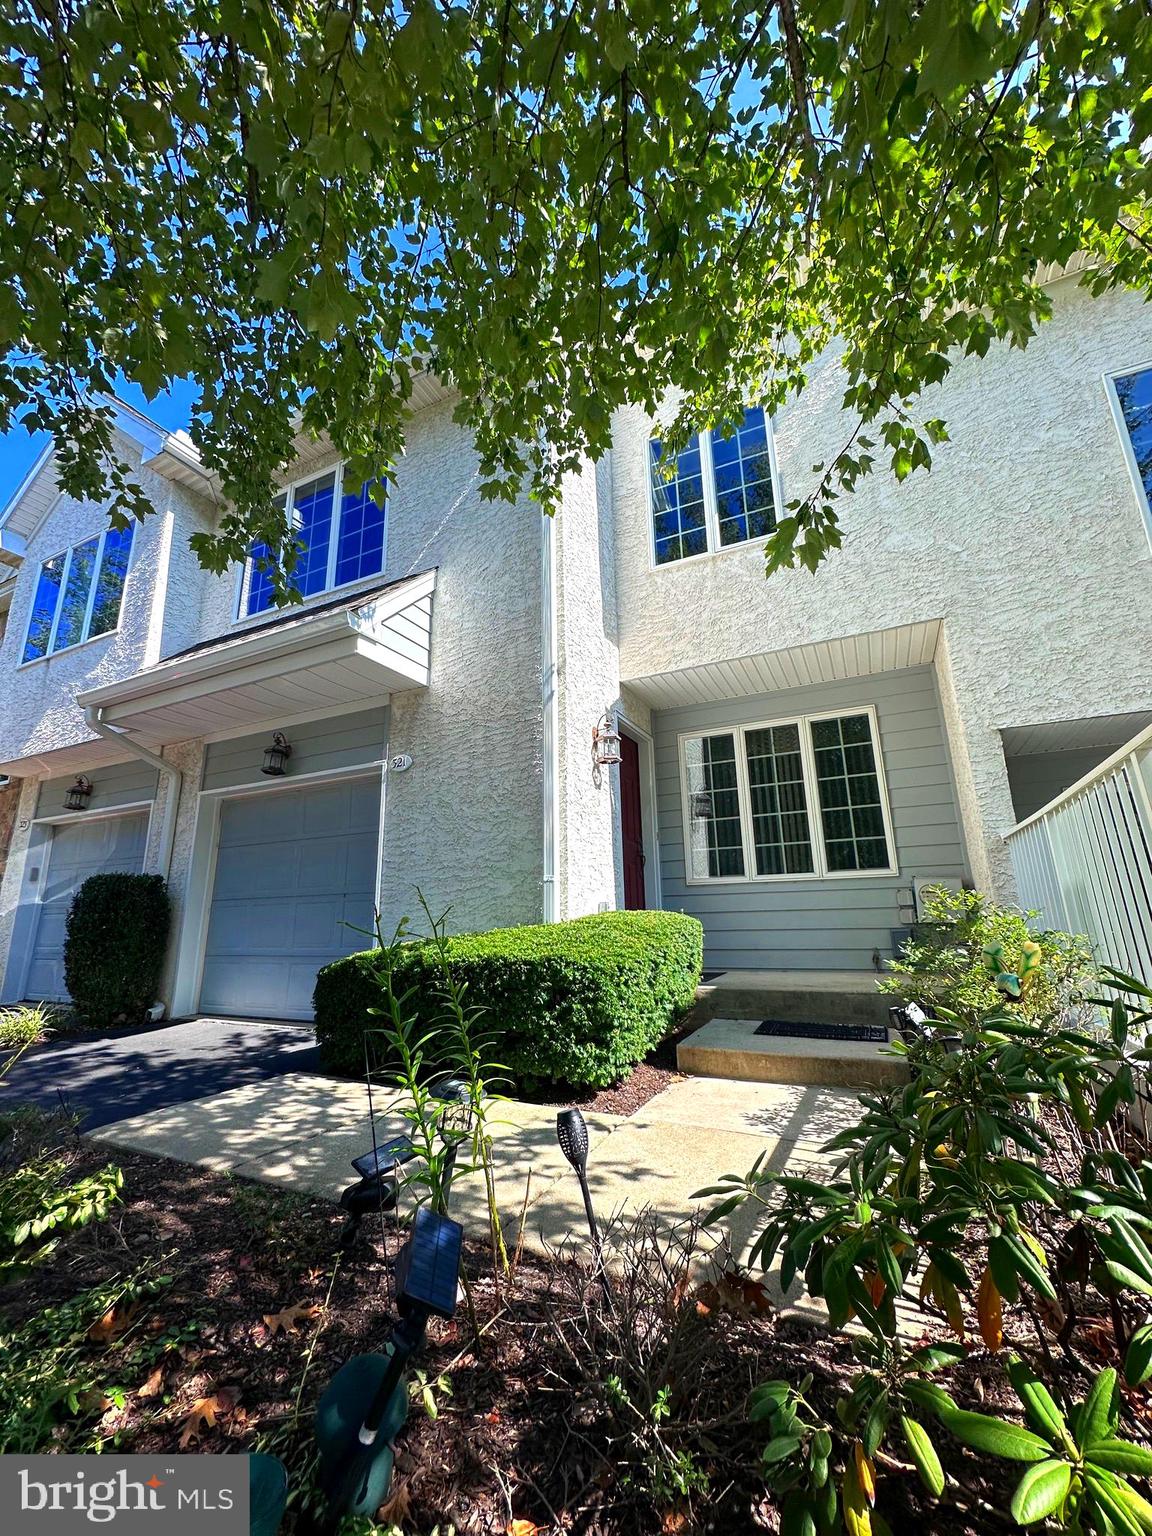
[591,708,622,787]
[261,731,293,777]
[64,775,93,811]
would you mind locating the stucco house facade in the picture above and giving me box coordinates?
[0,266,1150,1020]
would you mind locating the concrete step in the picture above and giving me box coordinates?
[677,1017,908,1090]
[690,969,893,1028]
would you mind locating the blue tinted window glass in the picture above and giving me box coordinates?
[649,433,706,563]
[291,471,337,596]
[335,479,387,586]
[22,552,65,661]
[714,405,777,546]
[1116,368,1152,507]
[54,536,99,650]
[88,524,134,638]
[245,542,275,616]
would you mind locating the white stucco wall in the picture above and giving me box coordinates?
[0,431,218,767]
[554,455,623,917]
[609,278,1152,895]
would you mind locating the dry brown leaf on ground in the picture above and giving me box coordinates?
[137,1366,166,1399]
[87,1301,140,1344]
[376,1480,413,1526]
[261,1302,322,1337]
[178,1389,235,1449]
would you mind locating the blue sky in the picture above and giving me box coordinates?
[0,376,198,512]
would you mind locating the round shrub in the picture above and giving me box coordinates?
[313,909,704,1089]
[63,873,171,1027]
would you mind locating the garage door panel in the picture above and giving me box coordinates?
[25,813,149,1002]
[200,776,379,1021]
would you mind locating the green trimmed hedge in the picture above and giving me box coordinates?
[313,909,704,1089]
[63,873,171,1027]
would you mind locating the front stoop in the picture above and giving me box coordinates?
[691,968,893,1028]
[678,1017,907,1090]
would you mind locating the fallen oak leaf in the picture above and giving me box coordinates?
[178,1390,235,1449]
[87,1301,140,1344]
[262,1302,322,1338]
[137,1366,165,1399]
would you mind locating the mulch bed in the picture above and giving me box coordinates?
[521,1027,690,1117]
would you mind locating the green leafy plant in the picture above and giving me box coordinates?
[878,885,1096,1026]
[0,1157,123,1283]
[315,909,703,1089]
[63,873,171,1028]
[0,1001,57,1052]
[939,1360,1152,1531]
[750,1376,841,1535]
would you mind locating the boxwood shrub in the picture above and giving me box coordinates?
[313,909,704,1089]
[63,873,171,1027]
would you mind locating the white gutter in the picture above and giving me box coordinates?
[83,704,182,882]
[541,509,560,923]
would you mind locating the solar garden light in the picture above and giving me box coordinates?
[428,1074,473,1205]
[557,1107,600,1251]
[317,1206,464,1526]
[339,1134,416,1250]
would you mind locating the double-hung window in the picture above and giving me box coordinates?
[1110,366,1152,536]
[680,708,896,882]
[240,463,387,618]
[21,524,135,664]
[649,405,779,565]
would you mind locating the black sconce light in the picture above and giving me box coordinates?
[261,731,292,777]
[64,775,93,811]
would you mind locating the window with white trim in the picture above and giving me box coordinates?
[649,405,778,565]
[21,524,134,663]
[1113,367,1152,516]
[241,463,387,618]
[680,710,896,881]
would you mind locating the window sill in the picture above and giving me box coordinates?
[682,866,899,887]
[17,626,121,670]
[232,568,392,630]
[650,535,771,573]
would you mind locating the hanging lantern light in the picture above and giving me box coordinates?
[64,775,93,811]
[261,732,292,777]
[592,709,622,768]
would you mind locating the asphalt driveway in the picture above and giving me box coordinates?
[1,1015,323,1130]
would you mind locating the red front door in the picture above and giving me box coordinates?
[619,732,646,910]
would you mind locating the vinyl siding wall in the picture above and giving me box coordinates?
[201,706,388,792]
[653,666,969,971]
[34,759,158,819]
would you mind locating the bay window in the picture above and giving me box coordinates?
[679,709,896,882]
[649,405,779,565]
[241,463,387,618]
[21,524,135,663]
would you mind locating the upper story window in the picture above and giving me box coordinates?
[21,524,134,664]
[649,405,779,566]
[679,708,896,883]
[241,463,387,618]
[1112,366,1152,524]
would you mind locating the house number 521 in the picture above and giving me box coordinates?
[388,754,413,772]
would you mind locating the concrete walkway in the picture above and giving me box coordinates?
[89,1072,864,1282]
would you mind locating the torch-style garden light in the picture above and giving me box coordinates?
[557,1107,600,1249]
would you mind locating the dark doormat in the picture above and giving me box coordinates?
[754,1019,889,1043]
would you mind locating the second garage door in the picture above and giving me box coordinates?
[199,776,380,1021]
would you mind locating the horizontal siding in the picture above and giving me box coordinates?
[653,666,969,971]
[202,705,388,792]
[35,759,158,818]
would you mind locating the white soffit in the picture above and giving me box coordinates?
[622,619,942,710]
[1001,711,1152,756]
[77,571,435,748]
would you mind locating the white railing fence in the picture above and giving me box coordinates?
[1005,723,1152,981]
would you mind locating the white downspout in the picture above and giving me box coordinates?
[541,508,560,923]
[83,704,182,882]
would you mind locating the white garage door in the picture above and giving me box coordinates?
[26,813,150,1001]
[199,776,380,1021]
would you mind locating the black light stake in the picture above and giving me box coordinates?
[556,1107,600,1251]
